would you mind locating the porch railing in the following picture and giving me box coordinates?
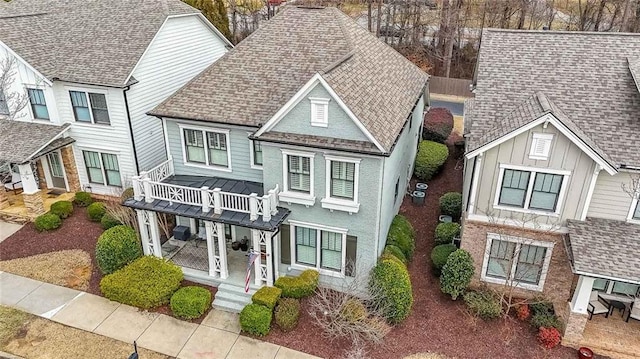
[131,158,279,222]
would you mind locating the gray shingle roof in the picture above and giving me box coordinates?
[630,57,640,93]
[151,6,428,153]
[567,217,640,284]
[467,29,640,167]
[255,131,381,155]
[0,120,70,163]
[0,0,200,87]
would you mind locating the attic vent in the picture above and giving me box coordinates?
[529,133,553,161]
[310,98,329,127]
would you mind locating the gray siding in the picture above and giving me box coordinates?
[165,119,263,183]
[471,123,596,225]
[270,83,370,142]
[587,172,635,221]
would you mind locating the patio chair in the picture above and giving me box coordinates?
[626,297,640,323]
[587,291,610,320]
[2,170,22,194]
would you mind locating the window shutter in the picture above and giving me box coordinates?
[280,224,291,264]
[345,235,357,277]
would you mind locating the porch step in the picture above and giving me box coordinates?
[212,282,258,313]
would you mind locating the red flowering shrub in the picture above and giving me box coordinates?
[423,107,454,143]
[537,327,561,349]
[516,304,530,321]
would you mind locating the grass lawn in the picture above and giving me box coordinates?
[0,250,91,291]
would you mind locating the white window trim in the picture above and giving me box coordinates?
[81,149,123,188]
[66,87,110,125]
[288,219,347,278]
[529,133,554,160]
[247,133,263,170]
[25,86,51,122]
[178,124,232,172]
[279,149,316,206]
[321,154,360,214]
[493,164,571,217]
[627,196,640,224]
[481,233,554,292]
[310,97,329,127]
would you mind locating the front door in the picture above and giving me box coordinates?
[46,152,66,189]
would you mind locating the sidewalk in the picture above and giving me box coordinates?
[0,271,321,359]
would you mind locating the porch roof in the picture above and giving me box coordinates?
[164,175,264,196]
[0,121,72,164]
[566,217,640,284]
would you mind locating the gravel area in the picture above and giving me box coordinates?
[0,250,91,290]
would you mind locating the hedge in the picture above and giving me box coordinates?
[73,191,93,207]
[275,298,300,332]
[422,107,454,143]
[49,201,73,219]
[274,270,319,298]
[463,290,502,320]
[95,225,142,275]
[87,202,106,222]
[34,213,62,232]
[439,192,462,219]
[170,286,212,319]
[440,249,474,300]
[369,259,413,324]
[430,244,457,275]
[383,245,407,265]
[434,222,461,245]
[101,213,122,230]
[386,215,415,260]
[100,256,183,309]
[252,286,282,310]
[414,141,449,181]
[240,303,272,336]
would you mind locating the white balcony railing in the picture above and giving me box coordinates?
[131,158,279,222]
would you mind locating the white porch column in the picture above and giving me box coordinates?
[204,221,219,277]
[136,210,162,257]
[216,222,228,279]
[18,163,38,194]
[570,275,595,314]
[272,231,279,281]
[136,210,152,256]
[251,229,263,286]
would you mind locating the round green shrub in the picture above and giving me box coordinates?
[440,249,474,300]
[274,269,319,298]
[379,252,405,267]
[170,286,212,319]
[101,213,122,230]
[240,303,273,336]
[434,222,461,245]
[369,259,413,324]
[49,200,73,219]
[252,286,282,310]
[95,225,142,274]
[383,245,407,264]
[386,215,415,259]
[430,244,457,274]
[414,141,449,181]
[422,107,454,143]
[439,192,462,219]
[275,298,300,332]
[463,290,502,320]
[73,191,93,207]
[100,256,183,309]
[340,298,368,324]
[87,202,106,222]
[34,213,62,232]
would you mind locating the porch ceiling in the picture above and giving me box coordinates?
[567,217,640,284]
[0,121,72,164]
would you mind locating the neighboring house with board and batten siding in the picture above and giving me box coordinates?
[462,29,640,358]
[0,0,230,221]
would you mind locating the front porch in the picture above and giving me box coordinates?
[0,190,75,223]
[579,312,640,359]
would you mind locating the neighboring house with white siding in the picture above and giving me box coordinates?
[462,29,640,357]
[0,0,230,218]
[123,6,428,312]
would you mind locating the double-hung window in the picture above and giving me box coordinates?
[330,161,355,199]
[252,141,263,167]
[321,155,361,213]
[83,151,121,187]
[207,132,228,167]
[292,222,346,274]
[27,88,49,120]
[69,91,110,124]
[629,199,640,221]
[496,165,568,214]
[288,155,311,193]
[182,127,230,169]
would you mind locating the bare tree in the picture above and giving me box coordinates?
[0,55,29,121]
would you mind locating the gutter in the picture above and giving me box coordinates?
[123,85,140,174]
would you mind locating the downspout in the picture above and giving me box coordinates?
[375,156,385,257]
[123,86,140,174]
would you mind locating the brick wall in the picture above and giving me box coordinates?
[60,146,81,192]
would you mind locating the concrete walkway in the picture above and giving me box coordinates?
[0,221,23,243]
[0,271,321,359]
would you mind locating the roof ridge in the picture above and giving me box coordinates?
[485,28,640,37]
[535,92,552,112]
[320,8,355,74]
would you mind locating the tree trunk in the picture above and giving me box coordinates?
[376,0,383,36]
[368,0,373,32]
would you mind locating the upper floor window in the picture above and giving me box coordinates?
[27,88,49,120]
[251,140,263,168]
[529,133,553,160]
[631,200,640,221]
[83,150,121,187]
[0,90,8,115]
[279,150,315,206]
[182,127,230,169]
[321,155,361,214]
[288,155,311,193]
[330,161,355,199]
[310,98,329,127]
[496,165,567,214]
[70,91,110,124]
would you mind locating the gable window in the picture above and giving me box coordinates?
[181,127,231,170]
[69,91,110,124]
[529,133,554,160]
[321,155,360,213]
[495,165,568,214]
[0,90,8,115]
[290,221,347,275]
[27,88,49,120]
[279,150,315,206]
[83,150,121,187]
[310,98,329,127]
[629,199,640,221]
[251,140,263,167]
[288,155,311,193]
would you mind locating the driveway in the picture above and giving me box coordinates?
[0,222,23,243]
[430,98,465,116]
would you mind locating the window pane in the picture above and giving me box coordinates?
[28,89,49,120]
[499,169,530,207]
[89,93,110,124]
[288,155,310,193]
[184,130,205,163]
[101,154,121,186]
[612,282,639,296]
[485,240,515,279]
[633,202,640,220]
[70,91,91,122]
[592,278,608,291]
[331,161,355,199]
[515,245,546,284]
[253,141,263,166]
[321,231,342,270]
[529,173,563,211]
[83,151,104,184]
[295,227,317,266]
[207,132,228,167]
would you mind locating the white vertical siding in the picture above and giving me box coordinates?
[127,15,229,171]
[586,172,635,221]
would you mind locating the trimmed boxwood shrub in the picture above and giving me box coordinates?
[275,298,300,332]
[530,299,555,316]
[414,141,449,181]
[252,286,282,310]
[439,192,462,219]
[430,243,457,275]
[463,290,502,320]
[240,303,272,336]
[49,200,73,219]
[379,252,405,267]
[531,312,563,331]
[100,256,183,309]
[440,249,474,300]
[34,213,62,232]
[383,245,407,264]
[87,202,106,222]
[340,298,368,323]
[101,213,122,230]
[386,215,415,260]
[434,222,461,245]
[73,191,93,207]
[170,286,212,319]
[95,225,142,274]
[422,107,454,143]
[369,259,413,324]
[274,269,319,298]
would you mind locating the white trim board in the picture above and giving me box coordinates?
[0,41,53,86]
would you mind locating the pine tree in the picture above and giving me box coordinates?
[183,0,232,41]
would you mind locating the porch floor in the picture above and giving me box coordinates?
[579,311,640,359]
[0,190,75,221]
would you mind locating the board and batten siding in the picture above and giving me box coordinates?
[165,119,263,183]
[127,15,229,171]
[472,123,596,226]
[586,172,635,221]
